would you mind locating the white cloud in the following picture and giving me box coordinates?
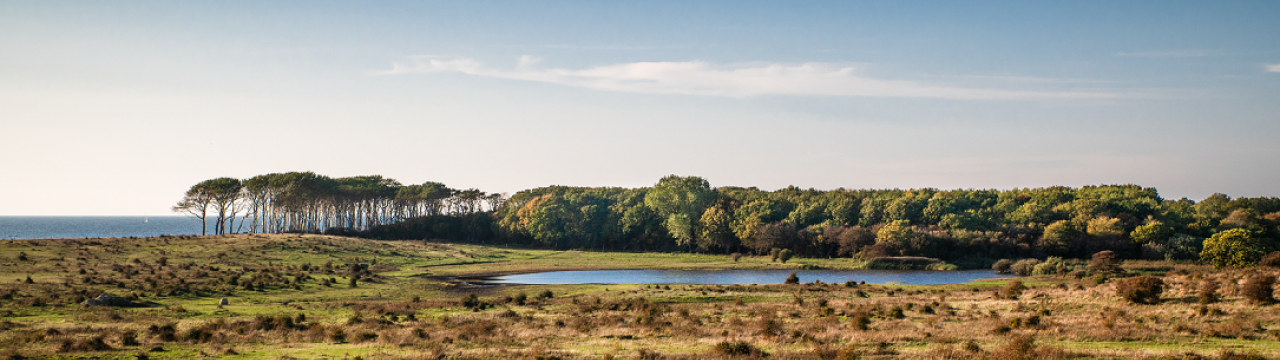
[380,56,1124,100]
[1267,64,1280,73]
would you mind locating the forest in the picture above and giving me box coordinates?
[176,173,1280,266]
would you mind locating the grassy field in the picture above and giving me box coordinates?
[1,234,1279,359]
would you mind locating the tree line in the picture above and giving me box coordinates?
[178,174,1280,266]
[173,172,504,236]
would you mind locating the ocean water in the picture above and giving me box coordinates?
[0,216,207,240]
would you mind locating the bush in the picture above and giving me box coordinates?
[778,249,793,264]
[851,314,871,330]
[992,259,1013,274]
[1032,257,1071,276]
[712,341,767,357]
[1260,252,1280,268]
[328,328,347,343]
[1198,280,1220,304]
[537,290,554,299]
[1010,259,1040,277]
[1090,251,1122,274]
[1116,276,1164,305]
[461,294,481,309]
[121,330,140,346]
[1001,280,1027,300]
[1241,274,1276,304]
[784,271,800,285]
[1201,229,1267,268]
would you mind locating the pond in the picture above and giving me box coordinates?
[485,269,1014,286]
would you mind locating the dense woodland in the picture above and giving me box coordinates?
[177,173,1280,267]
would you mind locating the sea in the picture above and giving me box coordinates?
[0,216,207,240]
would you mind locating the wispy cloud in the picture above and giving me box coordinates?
[1267,64,1280,73]
[379,56,1126,100]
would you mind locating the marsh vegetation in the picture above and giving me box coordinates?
[2,234,1280,359]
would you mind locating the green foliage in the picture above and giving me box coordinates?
[777,249,793,264]
[1032,257,1072,275]
[696,206,734,252]
[181,173,1280,265]
[1130,220,1173,245]
[875,220,915,256]
[645,175,716,250]
[992,259,1013,274]
[1010,259,1040,276]
[1201,229,1268,268]
[1041,220,1082,256]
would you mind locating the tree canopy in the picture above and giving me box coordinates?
[176,173,1280,266]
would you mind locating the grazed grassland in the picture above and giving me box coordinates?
[1,234,1278,359]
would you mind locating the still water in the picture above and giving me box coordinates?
[487,269,1013,285]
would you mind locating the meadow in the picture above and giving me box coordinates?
[1,234,1278,359]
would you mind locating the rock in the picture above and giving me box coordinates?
[218,298,229,306]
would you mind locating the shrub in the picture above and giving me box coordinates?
[1198,280,1220,304]
[1010,259,1040,277]
[778,249,793,264]
[1260,251,1280,268]
[514,292,528,305]
[58,336,112,352]
[1241,274,1276,304]
[992,259,1014,274]
[1116,276,1164,305]
[1032,257,1071,276]
[1201,229,1267,268]
[887,306,905,319]
[784,271,800,285]
[1001,280,1027,300]
[851,314,871,330]
[328,328,347,343]
[537,290,554,299]
[712,341,767,357]
[121,330,140,346]
[1090,251,1122,274]
[461,294,481,309]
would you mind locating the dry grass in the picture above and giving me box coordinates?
[3,234,1280,359]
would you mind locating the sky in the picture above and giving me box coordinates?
[1,1,1278,216]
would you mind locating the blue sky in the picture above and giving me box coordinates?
[1,1,1278,215]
